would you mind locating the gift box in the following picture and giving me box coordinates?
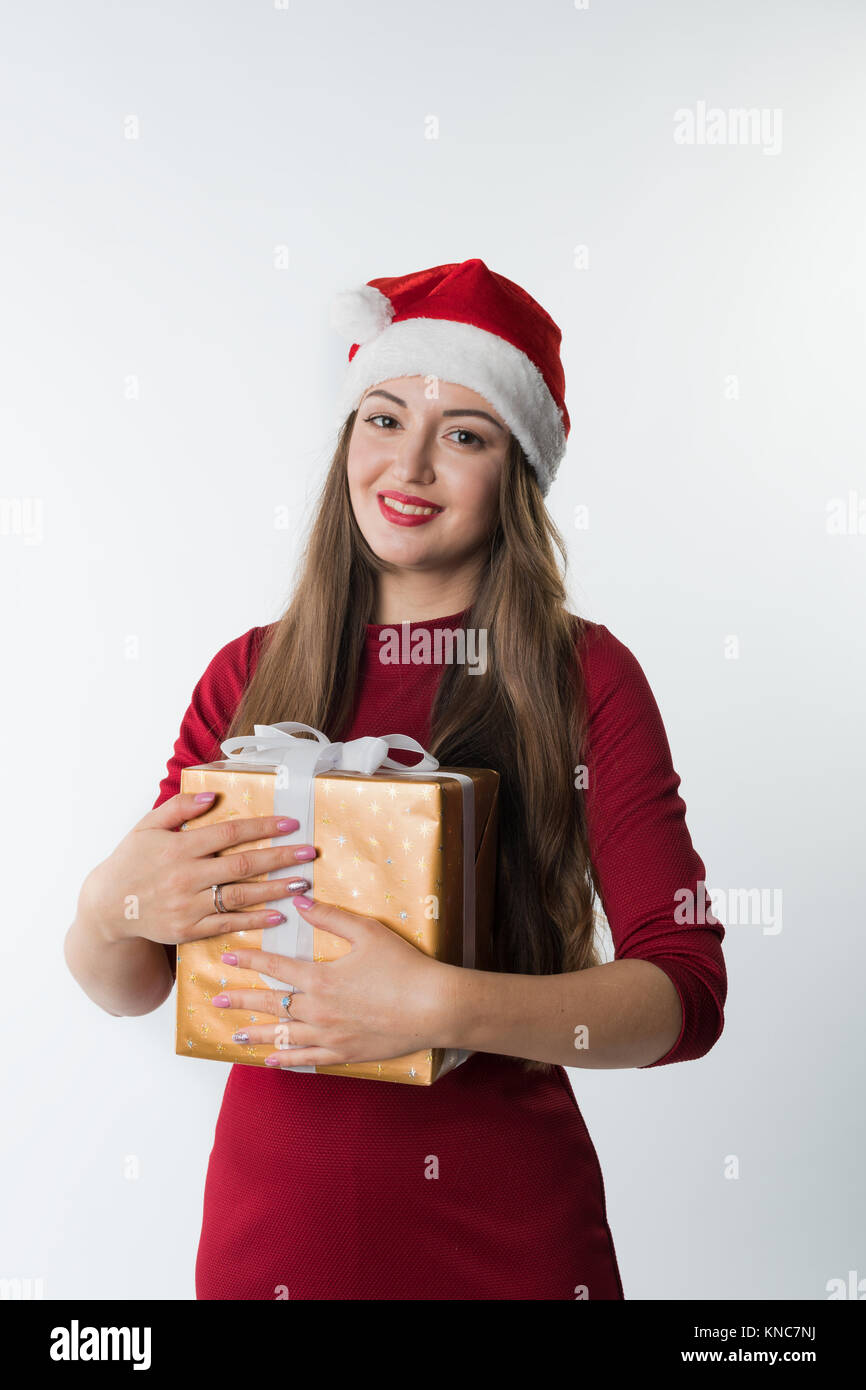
[175,722,499,1084]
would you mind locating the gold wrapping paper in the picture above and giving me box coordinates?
[176,761,499,1084]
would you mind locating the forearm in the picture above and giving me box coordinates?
[437,958,683,1069]
[64,902,174,1018]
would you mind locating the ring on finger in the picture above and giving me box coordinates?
[212,883,227,913]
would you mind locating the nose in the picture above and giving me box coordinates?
[386,437,437,487]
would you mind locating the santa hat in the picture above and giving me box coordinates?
[329,258,569,497]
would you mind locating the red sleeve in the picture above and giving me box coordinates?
[578,621,727,1067]
[152,625,269,978]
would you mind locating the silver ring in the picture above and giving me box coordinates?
[281,993,294,1018]
[212,883,227,913]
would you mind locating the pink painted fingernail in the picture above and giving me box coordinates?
[293,895,314,909]
[194,792,215,803]
[211,994,230,1007]
[294,847,316,861]
[221,952,238,965]
[265,1055,282,1067]
[275,817,300,832]
[266,911,287,923]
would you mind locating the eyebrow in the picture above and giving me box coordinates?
[361,387,504,430]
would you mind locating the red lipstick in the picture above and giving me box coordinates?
[377,491,443,528]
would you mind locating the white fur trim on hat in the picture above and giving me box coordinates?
[329,285,394,346]
[333,316,566,496]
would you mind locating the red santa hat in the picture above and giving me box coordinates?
[329,258,569,497]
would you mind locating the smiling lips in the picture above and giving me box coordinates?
[377,491,443,527]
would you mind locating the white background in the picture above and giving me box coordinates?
[1,0,863,1301]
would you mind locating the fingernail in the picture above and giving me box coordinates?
[293,895,314,910]
[283,877,309,894]
[294,847,316,861]
[194,792,216,803]
[232,1031,249,1043]
[211,994,230,1007]
[276,817,300,832]
[265,1055,282,1067]
[221,952,238,965]
[266,911,286,924]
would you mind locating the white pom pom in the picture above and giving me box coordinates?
[329,284,394,345]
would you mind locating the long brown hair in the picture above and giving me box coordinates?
[225,412,603,1074]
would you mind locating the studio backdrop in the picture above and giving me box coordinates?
[1,0,863,1301]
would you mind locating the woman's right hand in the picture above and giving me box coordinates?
[79,791,317,948]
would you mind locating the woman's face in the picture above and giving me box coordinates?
[346,375,509,575]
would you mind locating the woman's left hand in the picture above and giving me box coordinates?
[209,895,455,1068]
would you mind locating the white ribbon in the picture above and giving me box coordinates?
[218,721,475,1075]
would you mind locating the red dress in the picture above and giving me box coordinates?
[153,609,727,1300]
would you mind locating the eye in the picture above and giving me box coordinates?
[444,427,484,449]
[364,414,400,430]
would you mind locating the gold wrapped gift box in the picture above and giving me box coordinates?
[176,760,499,1084]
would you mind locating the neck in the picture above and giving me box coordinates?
[371,566,481,626]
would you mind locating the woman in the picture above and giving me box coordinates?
[65,258,727,1300]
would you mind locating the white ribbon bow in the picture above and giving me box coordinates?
[221,721,441,778]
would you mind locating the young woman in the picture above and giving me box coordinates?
[65,259,727,1300]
